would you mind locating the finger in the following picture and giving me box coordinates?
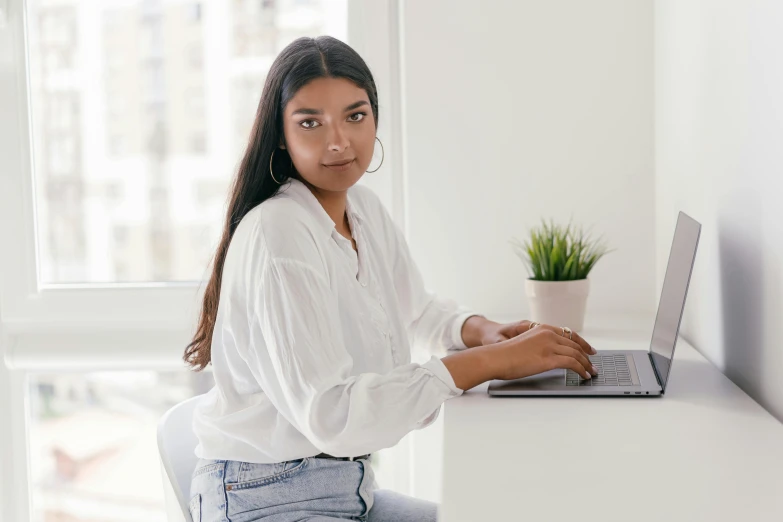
[553,354,593,380]
[538,326,584,353]
[570,331,597,355]
[513,320,535,336]
[536,323,594,355]
[554,344,597,376]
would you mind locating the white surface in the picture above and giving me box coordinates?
[440,326,783,521]
[655,0,783,423]
[402,0,655,319]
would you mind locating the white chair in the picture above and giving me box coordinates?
[157,394,205,522]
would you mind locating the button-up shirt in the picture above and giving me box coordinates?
[192,177,477,463]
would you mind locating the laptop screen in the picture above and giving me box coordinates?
[649,211,701,392]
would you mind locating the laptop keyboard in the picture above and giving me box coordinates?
[566,354,634,386]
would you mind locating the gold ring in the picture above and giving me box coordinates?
[561,326,573,340]
[528,321,540,331]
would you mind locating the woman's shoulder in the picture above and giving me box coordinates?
[348,183,400,247]
[347,182,379,203]
[347,183,390,225]
[236,192,327,265]
[255,190,313,225]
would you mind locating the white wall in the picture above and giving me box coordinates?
[656,0,783,421]
[399,0,655,503]
[402,0,655,323]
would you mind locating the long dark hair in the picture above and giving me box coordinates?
[184,36,380,371]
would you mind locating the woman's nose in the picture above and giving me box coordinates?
[327,125,350,152]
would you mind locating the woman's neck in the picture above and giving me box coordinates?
[300,178,350,237]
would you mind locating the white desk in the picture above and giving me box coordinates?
[439,324,783,521]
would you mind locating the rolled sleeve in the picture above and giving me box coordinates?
[414,356,464,429]
[450,312,484,350]
[421,355,464,397]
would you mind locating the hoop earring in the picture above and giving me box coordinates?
[269,148,293,184]
[269,149,283,184]
[366,137,384,173]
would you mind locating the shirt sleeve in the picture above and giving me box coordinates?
[246,255,463,458]
[385,217,483,354]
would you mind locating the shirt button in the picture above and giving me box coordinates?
[361,280,367,287]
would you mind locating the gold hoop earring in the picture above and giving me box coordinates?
[366,137,384,173]
[270,149,294,184]
[269,149,283,184]
[269,149,285,184]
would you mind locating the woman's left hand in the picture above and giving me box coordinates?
[478,319,536,345]
[477,319,597,355]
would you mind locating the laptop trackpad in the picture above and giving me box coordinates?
[490,369,564,391]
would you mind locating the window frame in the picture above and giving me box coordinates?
[0,0,411,520]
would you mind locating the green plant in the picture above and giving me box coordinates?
[510,218,614,281]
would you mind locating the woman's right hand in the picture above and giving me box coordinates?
[492,324,598,381]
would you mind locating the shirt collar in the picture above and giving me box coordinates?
[280,177,365,239]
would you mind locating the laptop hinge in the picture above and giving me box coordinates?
[648,352,664,393]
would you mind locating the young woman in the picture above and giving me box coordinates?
[183,35,597,522]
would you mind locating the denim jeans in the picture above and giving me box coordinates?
[189,456,438,522]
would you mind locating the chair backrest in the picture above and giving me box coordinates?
[157,394,205,520]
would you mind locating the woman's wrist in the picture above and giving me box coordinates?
[460,315,500,348]
[442,343,506,390]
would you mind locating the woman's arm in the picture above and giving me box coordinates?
[360,185,493,352]
[382,217,483,353]
[460,315,503,348]
[247,253,463,457]
[440,341,507,390]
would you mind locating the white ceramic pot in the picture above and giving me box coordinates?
[524,278,590,332]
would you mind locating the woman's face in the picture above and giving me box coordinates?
[281,77,377,193]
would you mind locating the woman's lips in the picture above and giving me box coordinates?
[323,159,354,172]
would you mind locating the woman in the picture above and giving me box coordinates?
[183,35,597,522]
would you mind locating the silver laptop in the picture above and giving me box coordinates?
[488,211,701,397]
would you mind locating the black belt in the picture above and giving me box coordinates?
[314,452,371,462]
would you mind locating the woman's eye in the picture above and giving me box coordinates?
[349,112,366,122]
[300,112,365,129]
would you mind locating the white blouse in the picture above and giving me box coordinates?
[192,177,478,463]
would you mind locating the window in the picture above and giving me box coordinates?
[28,370,215,522]
[1,1,404,520]
[26,0,349,284]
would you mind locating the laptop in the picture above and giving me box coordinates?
[488,211,701,397]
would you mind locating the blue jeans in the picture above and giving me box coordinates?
[189,456,438,522]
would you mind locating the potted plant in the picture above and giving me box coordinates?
[510,218,614,332]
